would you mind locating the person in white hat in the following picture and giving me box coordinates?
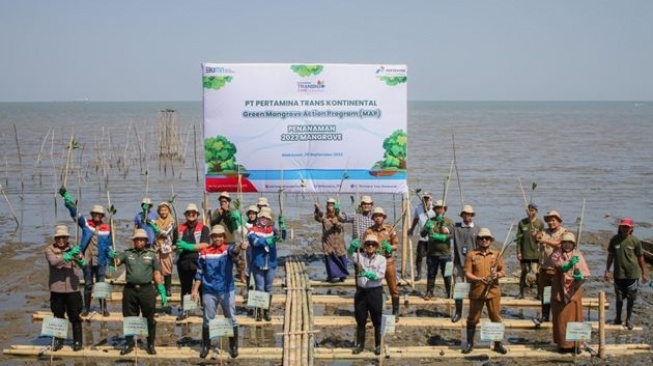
[256,196,269,210]
[348,234,387,356]
[247,206,280,322]
[533,209,567,324]
[314,198,349,283]
[551,231,590,353]
[175,203,211,320]
[407,192,435,282]
[149,202,178,302]
[451,204,480,322]
[244,205,259,286]
[342,195,375,241]
[192,225,247,359]
[133,197,158,248]
[605,218,648,330]
[515,203,544,299]
[210,191,245,282]
[45,225,85,352]
[462,228,507,355]
[58,186,113,317]
[363,206,400,318]
[109,228,166,355]
[420,200,454,301]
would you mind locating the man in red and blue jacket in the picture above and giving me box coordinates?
[247,207,280,322]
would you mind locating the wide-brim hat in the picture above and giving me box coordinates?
[619,218,634,227]
[185,203,200,214]
[257,197,269,207]
[54,225,70,238]
[561,231,576,244]
[476,227,494,240]
[544,210,562,222]
[210,225,226,236]
[259,207,274,220]
[326,198,337,204]
[363,234,380,246]
[360,195,373,204]
[219,191,231,202]
[460,204,475,216]
[157,201,172,212]
[422,192,432,198]
[527,203,538,211]
[141,197,152,206]
[132,228,148,240]
[90,204,105,216]
[246,205,259,214]
[372,207,386,218]
[434,199,447,208]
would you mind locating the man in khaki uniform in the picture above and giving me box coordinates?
[534,210,567,323]
[364,207,400,318]
[462,228,507,355]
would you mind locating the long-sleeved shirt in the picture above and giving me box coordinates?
[351,252,387,288]
[45,243,81,293]
[342,211,375,240]
[66,204,112,266]
[195,243,241,294]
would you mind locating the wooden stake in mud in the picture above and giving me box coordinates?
[0,183,19,227]
[599,290,606,358]
[61,134,78,190]
[13,124,25,200]
[106,191,118,279]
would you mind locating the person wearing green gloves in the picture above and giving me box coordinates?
[175,203,210,320]
[109,228,166,356]
[45,225,85,352]
[420,200,454,301]
[363,207,400,318]
[247,207,279,322]
[451,204,481,322]
[133,197,158,248]
[349,234,386,355]
[210,192,245,282]
[314,198,349,283]
[551,232,590,353]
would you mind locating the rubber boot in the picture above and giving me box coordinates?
[373,326,382,355]
[493,341,507,354]
[452,300,463,323]
[199,327,211,358]
[424,278,435,300]
[444,276,452,299]
[461,325,475,354]
[613,300,623,324]
[81,290,92,316]
[72,322,83,351]
[164,275,172,297]
[255,308,262,322]
[392,297,400,318]
[626,299,635,330]
[540,304,551,322]
[415,259,422,282]
[263,295,272,321]
[229,326,239,358]
[146,321,156,355]
[99,299,110,317]
[120,336,135,355]
[52,337,64,352]
[517,271,526,299]
[352,326,365,354]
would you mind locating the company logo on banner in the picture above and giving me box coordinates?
[201,63,407,194]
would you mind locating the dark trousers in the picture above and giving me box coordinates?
[354,286,383,329]
[427,255,451,280]
[177,267,197,307]
[51,291,83,324]
[415,240,428,274]
[83,264,107,304]
[122,285,156,341]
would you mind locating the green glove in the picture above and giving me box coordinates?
[157,284,168,306]
[266,236,276,246]
[435,214,444,225]
[361,270,378,280]
[108,249,117,259]
[278,216,287,230]
[561,261,574,272]
[334,203,340,213]
[230,210,242,229]
[176,240,196,252]
[146,220,160,234]
[430,233,448,242]
[109,265,115,273]
[69,246,81,256]
[348,239,361,255]
[424,220,434,231]
[381,241,393,254]
[75,258,87,268]
[572,272,585,281]
[58,186,67,197]
[63,251,75,262]
[62,192,75,208]
[569,255,579,266]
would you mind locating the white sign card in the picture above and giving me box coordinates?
[542,286,551,305]
[453,282,470,300]
[444,261,454,277]
[209,318,234,339]
[480,322,505,342]
[381,315,396,335]
[247,290,271,309]
[565,322,592,341]
[41,317,69,339]
[183,294,198,311]
[123,316,148,337]
[92,282,112,299]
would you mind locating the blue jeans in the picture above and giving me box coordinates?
[202,290,237,329]
[253,267,275,293]
[83,264,107,294]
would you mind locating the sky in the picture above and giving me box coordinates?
[1,0,651,102]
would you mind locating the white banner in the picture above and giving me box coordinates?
[202,63,407,194]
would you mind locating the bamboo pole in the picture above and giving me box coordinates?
[599,291,605,358]
[0,183,19,227]
[13,125,24,200]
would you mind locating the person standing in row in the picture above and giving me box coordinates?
[551,232,590,353]
[516,203,544,299]
[314,198,349,283]
[175,203,210,320]
[244,205,259,284]
[192,225,246,359]
[210,192,245,282]
[534,210,566,323]
[45,225,86,351]
[420,200,453,301]
[150,202,178,299]
[134,198,158,248]
[605,218,649,330]
[109,229,167,355]
[408,192,435,282]
[451,204,479,322]
[348,234,387,355]
[364,207,400,318]
[59,187,112,317]
[248,207,279,322]
[461,228,507,355]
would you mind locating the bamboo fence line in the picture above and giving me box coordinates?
[282,257,315,366]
